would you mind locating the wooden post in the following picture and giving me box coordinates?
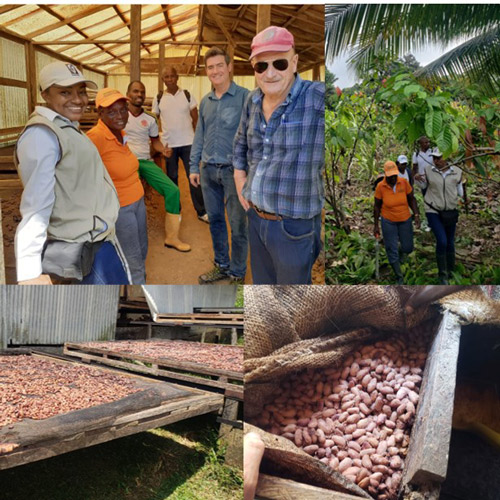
[158,41,165,93]
[312,64,321,81]
[256,5,271,33]
[130,5,141,82]
[227,44,235,78]
[25,41,37,113]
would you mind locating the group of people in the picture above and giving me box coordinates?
[374,136,464,284]
[13,26,325,285]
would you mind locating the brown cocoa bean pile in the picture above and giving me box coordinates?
[80,340,243,373]
[253,329,431,500]
[0,355,141,428]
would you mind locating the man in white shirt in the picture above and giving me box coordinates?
[412,136,434,192]
[125,80,190,252]
[396,154,411,184]
[153,66,207,222]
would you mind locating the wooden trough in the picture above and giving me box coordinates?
[63,340,244,400]
[0,352,224,471]
[254,310,462,500]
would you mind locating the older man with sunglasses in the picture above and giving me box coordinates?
[233,26,325,284]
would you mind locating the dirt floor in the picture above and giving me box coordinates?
[0,159,324,284]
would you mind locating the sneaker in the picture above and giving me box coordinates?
[198,265,229,284]
[198,213,209,224]
[229,275,245,285]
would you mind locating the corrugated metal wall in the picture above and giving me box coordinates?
[142,285,237,317]
[0,285,120,348]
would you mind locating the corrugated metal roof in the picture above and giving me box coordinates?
[0,286,120,347]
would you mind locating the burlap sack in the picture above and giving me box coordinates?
[244,285,500,498]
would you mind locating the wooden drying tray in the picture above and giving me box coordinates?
[64,341,244,400]
[153,312,244,328]
[0,352,224,470]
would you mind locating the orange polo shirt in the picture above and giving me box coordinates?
[374,177,412,222]
[87,119,144,207]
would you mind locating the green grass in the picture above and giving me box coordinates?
[0,415,242,500]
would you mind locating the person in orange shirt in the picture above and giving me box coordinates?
[374,161,420,283]
[87,88,147,284]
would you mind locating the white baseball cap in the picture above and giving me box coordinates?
[39,61,97,92]
[397,155,408,164]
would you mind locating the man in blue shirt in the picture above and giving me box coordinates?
[190,47,250,284]
[233,26,325,284]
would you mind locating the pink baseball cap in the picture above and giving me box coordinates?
[250,26,295,60]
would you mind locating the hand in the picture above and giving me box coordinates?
[163,144,173,158]
[415,174,425,182]
[244,432,265,500]
[374,226,380,239]
[238,193,251,212]
[189,173,200,188]
[414,215,421,229]
[18,274,53,285]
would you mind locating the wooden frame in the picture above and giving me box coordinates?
[0,352,224,470]
[64,341,244,399]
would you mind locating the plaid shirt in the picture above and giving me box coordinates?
[233,76,325,219]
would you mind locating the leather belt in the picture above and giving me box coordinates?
[248,201,283,221]
[205,162,232,168]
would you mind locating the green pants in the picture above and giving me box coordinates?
[138,159,180,214]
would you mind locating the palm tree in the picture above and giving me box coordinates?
[325,4,500,93]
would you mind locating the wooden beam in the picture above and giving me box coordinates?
[27,5,110,39]
[283,5,312,29]
[0,77,27,89]
[130,5,142,81]
[312,64,321,81]
[206,5,235,48]
[194,5,205,76]
[256,5,272,33]
[158,42,165,93]
[162,5,176,40]
[0,5,24,16]
[35,39,230,46]
[25,42,37,114]
[113,5,151,56]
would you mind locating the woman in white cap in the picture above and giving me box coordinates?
[421,149,464,284]
[14,61,129,285]
[87,88,148,284]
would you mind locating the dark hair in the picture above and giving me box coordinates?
[127,80,144,93]
[204,46,230,66]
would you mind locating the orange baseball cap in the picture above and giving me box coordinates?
[95,88,130,108]
[384,161,399,177]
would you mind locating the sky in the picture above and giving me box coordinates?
[329,41,462,88]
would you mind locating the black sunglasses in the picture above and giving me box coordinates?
[253,58,289,74]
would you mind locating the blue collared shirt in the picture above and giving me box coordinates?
[190,81,249,174]
[233,75,325,219]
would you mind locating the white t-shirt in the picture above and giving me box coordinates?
[398,170,410,183]
[412,149,435,176]
[152,88,197,148]
[125,110,158,160]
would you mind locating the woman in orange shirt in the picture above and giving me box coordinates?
[87,88,147,283]
[374,161,420,283]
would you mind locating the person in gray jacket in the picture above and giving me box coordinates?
[14,61,129,285]
[422,149,464,284]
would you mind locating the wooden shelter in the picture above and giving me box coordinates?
[0,4,325,135]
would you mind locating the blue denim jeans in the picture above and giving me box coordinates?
[115,197,148,284]
[166,145,206,217]
[426,212,456,255]
[81,241,129,284]
[200,163,248,278]
[380,216,414,264]
[247,208,322,284]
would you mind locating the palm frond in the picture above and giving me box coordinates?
[416,27,500,93]
[325,4,500,64]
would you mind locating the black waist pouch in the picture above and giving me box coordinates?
[41,240,103,281]
[439,209,459,227]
